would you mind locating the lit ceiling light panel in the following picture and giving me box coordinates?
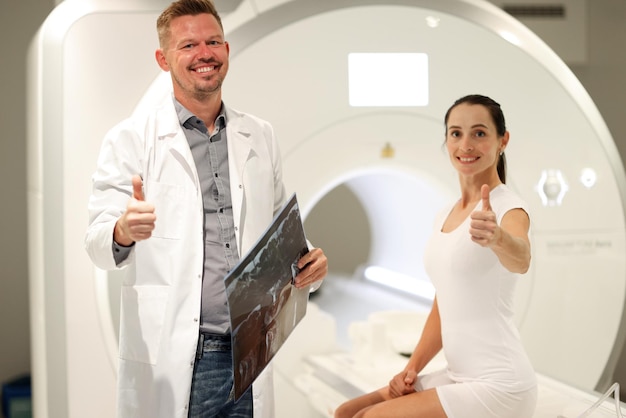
[348,52,429,107]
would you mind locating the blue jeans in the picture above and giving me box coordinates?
[188,335,253,418]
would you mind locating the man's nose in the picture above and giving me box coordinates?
[198,43,215,58]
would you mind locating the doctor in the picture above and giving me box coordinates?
[84,0,328,417]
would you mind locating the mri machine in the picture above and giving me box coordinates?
[27,0,626,416]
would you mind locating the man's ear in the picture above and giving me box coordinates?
[155,49,169,72]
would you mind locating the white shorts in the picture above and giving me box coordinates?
[415,369,537,418]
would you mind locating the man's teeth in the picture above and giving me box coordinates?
[196,66,215,73]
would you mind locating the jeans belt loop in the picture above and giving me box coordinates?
[195,333,205,361]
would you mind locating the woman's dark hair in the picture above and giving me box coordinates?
[444,94,507,184]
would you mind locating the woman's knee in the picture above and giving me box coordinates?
[334,389,387,418]
[334,400,358,418]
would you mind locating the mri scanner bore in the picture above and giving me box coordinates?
[28,0,626,417]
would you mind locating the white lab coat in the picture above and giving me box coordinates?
[85,95,287,418]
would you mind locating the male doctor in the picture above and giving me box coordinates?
[84,0,328,417]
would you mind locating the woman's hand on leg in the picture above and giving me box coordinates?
[388,370,417,399]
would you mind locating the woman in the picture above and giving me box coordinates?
[334,95,537,418]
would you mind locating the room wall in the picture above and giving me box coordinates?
[1,0,625,394]
[569,1,626,161]
[573,0,626,390]
[0,0,56,389]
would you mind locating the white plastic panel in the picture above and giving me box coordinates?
[28,1,165,417]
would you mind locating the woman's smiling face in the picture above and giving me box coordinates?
[445,103,507,179]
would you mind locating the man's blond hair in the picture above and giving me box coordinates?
[156,0,223,48]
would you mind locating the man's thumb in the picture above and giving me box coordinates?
[132,175,144,201]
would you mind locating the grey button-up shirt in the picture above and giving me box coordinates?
[176,99,239,334]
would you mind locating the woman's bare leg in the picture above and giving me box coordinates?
[334,388,387,418]
[356,389,446,418]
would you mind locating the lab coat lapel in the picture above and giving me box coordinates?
[226,110,253,253]
[151,102,199,188]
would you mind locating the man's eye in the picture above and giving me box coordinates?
[208,40,223,47]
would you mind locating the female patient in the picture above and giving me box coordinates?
[334,94,537,418]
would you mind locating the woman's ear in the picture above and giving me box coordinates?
[501,131,510,151]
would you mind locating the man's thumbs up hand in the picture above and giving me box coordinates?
[113,175,156,246]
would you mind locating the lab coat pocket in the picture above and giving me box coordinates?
[119,285,170,365]
[147,181,186,240]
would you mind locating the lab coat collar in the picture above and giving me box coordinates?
[153,97,253,144]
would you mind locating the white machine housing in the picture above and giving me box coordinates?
[27,0,626,417]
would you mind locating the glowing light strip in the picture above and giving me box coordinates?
[364,266,435,301]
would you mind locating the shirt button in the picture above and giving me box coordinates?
[225,243,230,248]
[239,184,242,189]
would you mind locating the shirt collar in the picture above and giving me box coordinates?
[173,96,227,134]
